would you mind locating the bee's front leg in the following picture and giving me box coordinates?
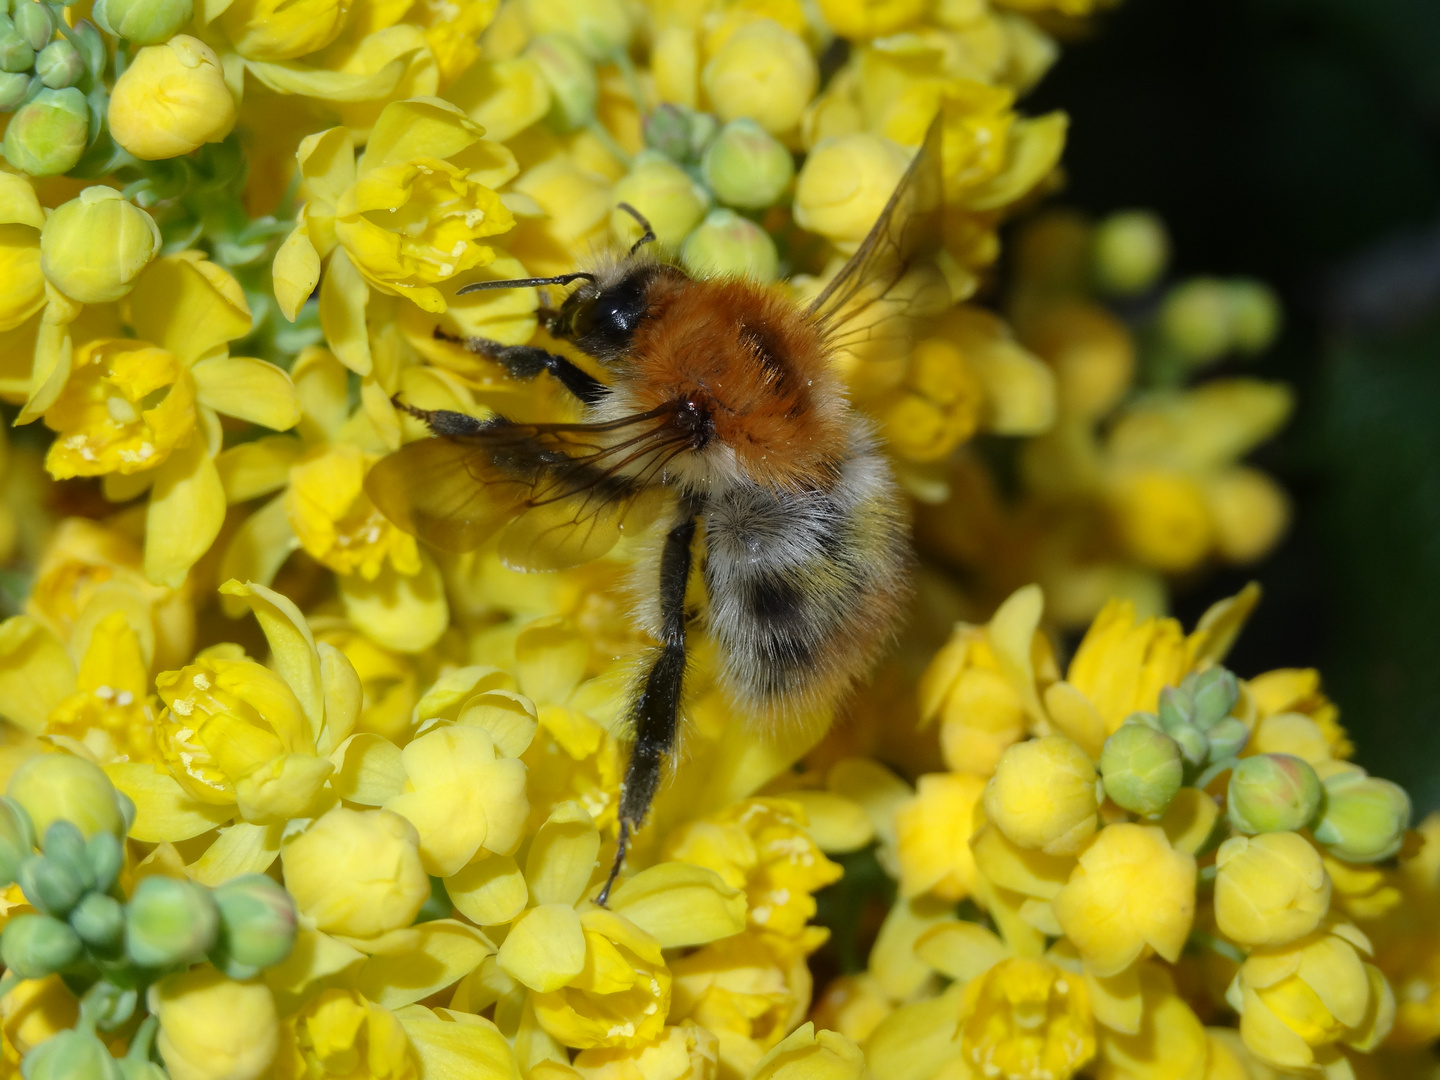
[432,329,607,406]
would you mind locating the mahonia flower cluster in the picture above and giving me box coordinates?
[0,1,1429,1080]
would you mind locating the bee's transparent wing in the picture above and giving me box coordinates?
[804,114,949,352]
[365,408,683,571]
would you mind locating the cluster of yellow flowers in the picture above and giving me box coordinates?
[0,0,1430,1079]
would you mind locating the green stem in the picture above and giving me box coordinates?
[126,1014,159,1062]
[1190,929,1246,965]
[585,117,631,169]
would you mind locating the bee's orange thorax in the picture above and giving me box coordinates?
[623,275,847,489]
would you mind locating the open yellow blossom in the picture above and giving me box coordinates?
[958,957,1096,1080]
[287,445,423,581]
[1094,964,1210,1080]
[277,987,418,1080]
[42,609,157,764]
[894,772,986,901]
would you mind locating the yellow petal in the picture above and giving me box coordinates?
[497,904,586,993]
[525,802,600,908]
[296,126,357,206]
[339,554,449,654]
[318,642,361,753]
[0,616,76,734]
[446,854,528,927]
[784,790,874,854]
[0,172,45,229]
[272,218,322,323]
[987,584,1046,725]
[263,928,366,1002]
[1043,682,1107,761]
[106,762,234,842]
[607,862,747,949]
[865,984,966,1080]
[514,618,588,704]
[218,496,299,612]
[188,821,283,886]
[355,919,493,1008]
[144,435,225,588]
[1188,582,1262,668]
[330,733,407,805]
[234,751,335,823]
[215,435,303,503]
[320,248,372,375]
[360,96,483,175]
[245,56,405,103]
[457,691,538,759]
[218,579,324,746]
[965,112,1068,212]
[914,920,1008,982]
[191,355,300,430]
[752,1023,866,1080]
[129,253,251,365]
[399,1007,521,1080]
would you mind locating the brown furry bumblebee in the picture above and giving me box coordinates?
[366,117,946,900]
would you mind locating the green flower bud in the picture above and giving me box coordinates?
[1184,666,1239,730]
[1227,753,1323,835]
[35,38,79,88]
[40,186,161,303]
[19,1028,123,1080]
[91,0,193,45]
[524,33,595,132]
[70,891,125,954]
[1091,209,1169,296]
[688,111,718,159]
[0,798,33,885]
[2,912,82,977]
[81,979,137,1031]
[0,25,34,72]
[1312,770,1411,863]
[1157,686,1194,733]
[12,1,51,51]
[42,821,94,889]
[1204,716,1250,762]
[2,85,88,176]
[611,150,711,248]
[1100,721,1184,817]
[8,753,127,842]
[209,873,298,978]
[1170,723,1208,769]
[1159,277,1233,365]
[681,208,779,282]
[701,117,794,210]
[87,832,124,895]
[0,70,28,109]
[1229,278,1281,354]
[125,875,219,968]
[18,854,86,916]
[643,103,695,163]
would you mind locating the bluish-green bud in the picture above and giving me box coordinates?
[19,1028,123,1080]
[1091,209,1169,296]
[1185,667,1239,731]
[0,24,34,72]
[35,38,79,88]
[681,208,779,283]
[525,33,595,133]
[2,912,81,977]
[70,891,125,954]
[701,117,794,210]
[1157,686,1194,733]
[91,0,192,45]
[125,875,219,967]
[1312,770,1411,863]
[18,854,85,916]
[0,69,26,109]
[643,103,694,163]
[1100,721,1184,817]
[1227,753,1322,835]
[209,873,298,978]
[80,980,137,1031]
[1170,723,1208,769]
[1205,717,1249,762]
[11,1,49,49]
[1229,279,1281,354]
[0,798,32,885]
[42,820,94,890]
[86,832,124,895]
[1159,277,1233,365]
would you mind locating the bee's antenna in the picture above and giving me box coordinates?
[456,271,598,295]
[617,202,656,257]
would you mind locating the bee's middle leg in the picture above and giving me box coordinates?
[433,330,606,406]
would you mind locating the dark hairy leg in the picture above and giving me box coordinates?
[433,329,607,406]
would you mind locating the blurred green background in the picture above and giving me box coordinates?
[1025,0,1440,809]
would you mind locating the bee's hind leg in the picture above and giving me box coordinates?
[432,329,607,406]
[596,505,699,906]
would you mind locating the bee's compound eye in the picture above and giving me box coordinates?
[564,274,651,358]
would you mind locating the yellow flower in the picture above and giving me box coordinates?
[1246,668,1352,762]
[0,173,46,334]
[0,975,79,1057]
[278,988,418,1080]
[150,965,280,1080]
[287,445,423,580]
[1214,832,1331,948]
[281,807,430,946]
[984,736,1100,856]
[1062,598,1192,735]
[1053,824,1195,977]
[662,798,842,939]
[793,133,910,252]
[1105,468,1214,573]
[751,1023,865,1080]
[218,0,354,61]
[816,0,927,39]
[1094,964,1210,1080]
[702,20,817,137]
[894,772,986,901]
[108,36,238,160]
[957,957,1096,1080]
[273,98,518,372]
[572,1021,718,1080]
[1229,924,1394,1073]
[42,609,157,764]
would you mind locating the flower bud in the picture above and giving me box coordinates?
[1,912,82,977]
[1091,209,1169,295]
[8,754,126,842]
[82,979,137,1031]
[1170,723,1208,769]
[611,151,711,248]
[1227,753,1322,835]
[209,874,298,979]
[524,34,595,133]
[984,735,1100,856]
[681,208,779,282]
[12,1,50,51]
[0,23,34,72]
[644,103,697,162]
[794,132,910,249]
[41,821,93,888]
[702,19,816,136]
[16,1028,123,1080]
[1185,666,1239,730]
[0,70,27,108]
[40,187,161,303]
[1214,831,1330,947]
[1311,771,1410,863]
[0,798,33,886]
[1100,721,1184,817]
[1157,685,1194,732]
[35,38,80,87]
[126,875,220,968]
[150,966,279,1080]
[702,117,794,209]
[519,0,631,61]
[108,35,235,160]
[1159,277,1233,364]
[92,0,193,45]
[1229,279,1281,354]
[18,855,85,916]
[69,891,125,954]
[1,86,86,175]
[87,832,124,895]
[1205,717,1250,761]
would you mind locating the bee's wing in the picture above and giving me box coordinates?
[804,114,949,351]
[365,408,684,571]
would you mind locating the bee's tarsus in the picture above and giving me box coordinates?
[617,202,657,257]
[594,818,631,907]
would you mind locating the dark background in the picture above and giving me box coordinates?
[1024,0,1440,809]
